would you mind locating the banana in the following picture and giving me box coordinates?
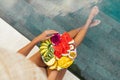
[45,39,50,44]
[43,51,48,57]
[40,46,48,50]
[40,49,48,54]
[41,43,48,46]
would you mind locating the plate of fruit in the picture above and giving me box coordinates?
[39,32,77,70]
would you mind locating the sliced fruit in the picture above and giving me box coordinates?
[70,52,76,57]
[41,43,48,46]
[68,50,77,59]
[57,66,62,71]
[69,44,75,50]
[43,50,48,57]
[43,56,56,66]
[45,39,50,44]
[40,49,48,55]
[40,46,48,50]
[49,61,58,70]
[40,39,54,57]
[62,53,69,56]
[58,56,74,69]
[48,52,53,58]
[40,39,56,66]
[61,60,73,68]
[68,40,74,44]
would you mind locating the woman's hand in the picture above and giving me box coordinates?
[32,30,58,44]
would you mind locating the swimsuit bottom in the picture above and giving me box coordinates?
[39,32,77,71]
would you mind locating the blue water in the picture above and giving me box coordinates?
[0,0,120,80]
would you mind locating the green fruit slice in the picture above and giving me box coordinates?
[40,39,55,66]
[42,56,56,66]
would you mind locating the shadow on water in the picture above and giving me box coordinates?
[68,63,86,80]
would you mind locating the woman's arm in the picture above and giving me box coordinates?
[18,39,38,56]
[18,30,58,56]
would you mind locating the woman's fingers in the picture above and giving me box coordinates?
[45,30,59,37]
[33,30,59,43]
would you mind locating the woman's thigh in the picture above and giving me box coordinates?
[29,51,47,67]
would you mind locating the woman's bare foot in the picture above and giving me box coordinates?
[86,6,99,25]
[90,19,101,28]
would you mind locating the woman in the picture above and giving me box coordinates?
[18,6,100,80]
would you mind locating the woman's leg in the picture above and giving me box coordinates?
[67,20,100,39]
[69,6,99,47]
[67,27,82,38]
[67,19,101,39]
[55,69,67,80]
[47,68,66,80]
[68,6,101,38]
[29,51,47,67]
